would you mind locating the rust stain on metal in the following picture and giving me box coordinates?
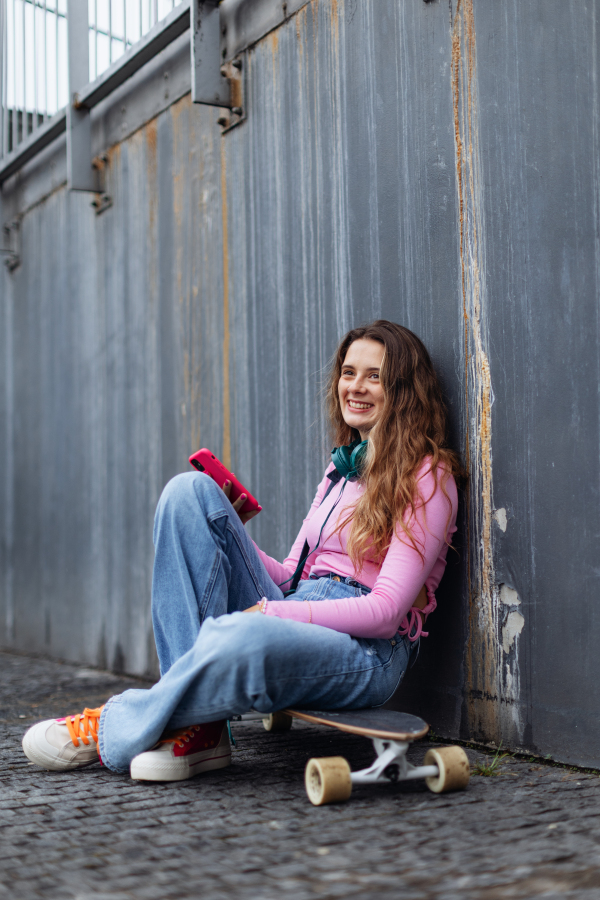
[105,141,121,168]
[145,119,159,418]
[145,119,158,232]
[266,29,280,98]
[329,0,340,50]
[267,27,279,57]
[171,97,188,397]
[220,137,231,471]
[451,0,499,742]
[295,1,308,49]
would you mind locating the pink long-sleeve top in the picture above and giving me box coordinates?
[254,460,458,640]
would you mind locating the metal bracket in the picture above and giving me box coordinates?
[90,156,113,215]
[216,59,245,131]
[91,193,113,215]
[0,219,21,271]
[191,0,245,130]
[191,0,231,106]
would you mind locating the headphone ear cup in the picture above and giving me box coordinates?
[349,440,368,475]
[332,445,352,478]
[350,442,365,472]
[332,439,367,479]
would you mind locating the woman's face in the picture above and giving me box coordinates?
[338,339,385,440]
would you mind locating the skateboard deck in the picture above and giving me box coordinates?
[284,708,429,742]
[261,707,470,806]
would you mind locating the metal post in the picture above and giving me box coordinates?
[20,0,24,135]
[191,0,230,107]
[0,0,5,159]
[42,0,47,121]
[12,0,16,151]
[66,0,96,191]
[33,0,37,132]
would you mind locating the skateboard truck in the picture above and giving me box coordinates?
[351,738,438,786]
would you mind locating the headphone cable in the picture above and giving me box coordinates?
[278,476,350,593]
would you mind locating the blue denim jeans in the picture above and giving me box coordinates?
[98,472,414,772]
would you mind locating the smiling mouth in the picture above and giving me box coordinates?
[347,400,374,411]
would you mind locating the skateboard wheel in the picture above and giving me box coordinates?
[262,712,293,732]
[424,746,470,793]
[304,757,352,806]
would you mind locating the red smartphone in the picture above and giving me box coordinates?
[189,449,262,516]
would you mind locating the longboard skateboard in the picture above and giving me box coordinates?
[261,708,470,806]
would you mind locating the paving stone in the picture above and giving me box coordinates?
[2,650,600,898]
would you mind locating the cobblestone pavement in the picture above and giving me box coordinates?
[1,650,600,900]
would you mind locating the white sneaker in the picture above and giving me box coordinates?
[130,720,231,782]
[22,707,103,771]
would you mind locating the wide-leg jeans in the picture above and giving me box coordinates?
[98,472,414,773]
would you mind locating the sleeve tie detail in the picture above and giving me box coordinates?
[398,589,437,642]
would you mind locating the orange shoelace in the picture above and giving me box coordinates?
[64,707,103,748]
[159,725,202,748]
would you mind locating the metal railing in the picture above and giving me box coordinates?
[0,0,182,160]
[1,0,67,156]
[88,0,180,81]
[0,0,252,193]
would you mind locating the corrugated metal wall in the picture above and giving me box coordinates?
[1,0,599,766]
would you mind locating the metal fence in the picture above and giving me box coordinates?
[1,0,67,155]
[0,0,182,158]
[88,0,181,80]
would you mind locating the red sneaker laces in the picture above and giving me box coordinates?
[159,725,203,748]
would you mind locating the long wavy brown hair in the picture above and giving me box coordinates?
[326,320,463,571]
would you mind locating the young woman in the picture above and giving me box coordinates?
[22,320,461,782]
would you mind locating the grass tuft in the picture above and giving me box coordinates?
[472,744,511,777]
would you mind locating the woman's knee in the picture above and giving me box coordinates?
[198,613,277,662]
[154,471,221,536]
[159,471,220,510]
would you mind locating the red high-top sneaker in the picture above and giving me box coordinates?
[130,720,231,782]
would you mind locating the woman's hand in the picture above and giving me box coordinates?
[242,604,261,613]
[414,585,428,623]
[222,480,262,526]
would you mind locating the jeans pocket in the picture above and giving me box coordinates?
[364,637,395,668]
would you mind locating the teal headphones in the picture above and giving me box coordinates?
[331,438,368,480]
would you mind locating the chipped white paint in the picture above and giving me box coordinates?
[499,584,520,607]
[493,508,507,532]
[501,602,525,735]
[502,610,525,655]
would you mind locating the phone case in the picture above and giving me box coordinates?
[188,449,261,515]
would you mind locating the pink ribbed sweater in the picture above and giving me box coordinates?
[254,461,458,640]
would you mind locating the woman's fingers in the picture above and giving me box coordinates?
[232,493,247,512]
[223,483,262,525]
[238,509,261,526]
